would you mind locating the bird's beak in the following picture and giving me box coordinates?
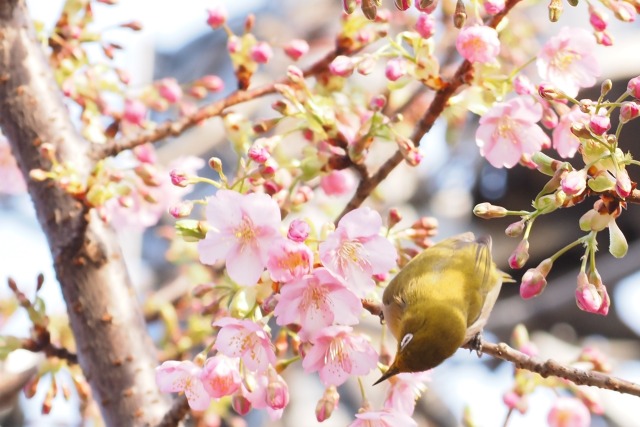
[373,365,398,385]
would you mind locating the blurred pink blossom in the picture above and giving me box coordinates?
[206,4,227,28]
[547,397,591,427]
[319,207,397,297]
[456,25,500,64]
[348,408,418,427]
[122,99,147,126]
[320,169,356,196]
[198,190,281,286]
[476,96,549,168]
[157,78,183,103]
[383,372,430,415]
[0,138,27,195]
[385,58,407,81]
[251,41,273,64]
[537,27,601,97]
[240,368,288,420]
[283,39,309,61]
[287,219,310,242]
[415,13,436,39]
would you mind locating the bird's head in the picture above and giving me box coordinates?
[374,304,467,385]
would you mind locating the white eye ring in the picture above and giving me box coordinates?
[400,333,413,350]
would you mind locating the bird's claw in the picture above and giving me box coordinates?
[469,332,483,358]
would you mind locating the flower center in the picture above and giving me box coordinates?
[234,215,257,243]
[338,241,363,263]
[551,51,578,71]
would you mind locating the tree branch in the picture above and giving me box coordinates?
[156,395,190,427]
[91,48,341,160]
[337,0,524,220]
[0,2,168,425]
[470,341,640,397]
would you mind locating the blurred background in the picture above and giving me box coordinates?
[2,0,640,425]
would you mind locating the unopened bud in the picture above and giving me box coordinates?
[589,115,611,135]
[520,268,547,299]
[232,393,252,415]
[388,208,403,228]
[473,202,508,219]
[548,0,563,21]
[208,157,223,173]
[395,0,412,10]
[531,152,563,176]
[169,201,194,218]
[453,0,467,28]
[361,0,378,20]
[567,0,578,5]
[615,168,632,198]
[508,239,530,269]
[343,0,357,13]
[316,386,340,422]
[620,101,640,123]
[505,219,526,237]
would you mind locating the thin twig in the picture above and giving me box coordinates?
[156,395,190,427]
[92,49,341,160]
[361,300,640,398]
[21,330,79,365]
[337,0,524,221]
[471,341,640,398]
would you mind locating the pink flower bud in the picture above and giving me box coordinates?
[227,36,241,54]
[561,169,587,196]
[513,75,535,95]
[266,370,289,410]
[248,144,270,163]
[158,78,182,103]
[575,272,608,315]
[473,202,507,218]
[628,75,640,98]
[207,5,228,28]
[385,58,407,81]
[251,41,273,64]
[620,101,640,123]
[484,0,505,14]
[547,397,591,427]
[200,75,224,92]
[287,65,305,83]
[169,201,194,218]
[588,5,608,31]
[520,268,547,299]
[170,169,189,187]
[369,94,387,110]
[415,13,436,38]
[394,0,412,10]
[538,82,561,100]
[356,55,376,76]
[283,39,309,61]
[611,0,635,21]
[505,219,526,237]
[315,386,340,422]
[595,30,613,46]
[588,115,610,135]
[329,55,355,77]
[288,219,310,242]
[231,392,252,415]
[320,170,356,196]
[541,107,559,129]
[123,99,146,126]
[615,168,632,198]
[508,239,530,269]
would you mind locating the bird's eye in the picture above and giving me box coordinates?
[400,333,413,350]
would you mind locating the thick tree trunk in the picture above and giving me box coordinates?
[0,1,168,425]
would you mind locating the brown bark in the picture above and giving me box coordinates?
[0,1,168,425]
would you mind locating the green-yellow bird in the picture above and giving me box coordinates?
[374,232,511,384]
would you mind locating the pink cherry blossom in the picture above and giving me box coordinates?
[547,397,591,427]
[200,355,241,398]
[553,107,590,158]
[537,27,601,97]
[319,207,397,297]
[329,55,355,77]
[302,325,378,387]
[484,0,505,14]
[383,372,430,415]
[266,238,313,283]
[589,115,610,135]
[476,96,549,168]
[513,75,535,95]
[274,268,362,340]
[456,25,500,64]
[213,317,276,372]
[0,138,27,195]
[198,190,282,286]
[349,408,418,427]
[156,360,211,411]
[320,169,356,196]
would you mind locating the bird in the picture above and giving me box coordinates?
[374,232,512,384]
